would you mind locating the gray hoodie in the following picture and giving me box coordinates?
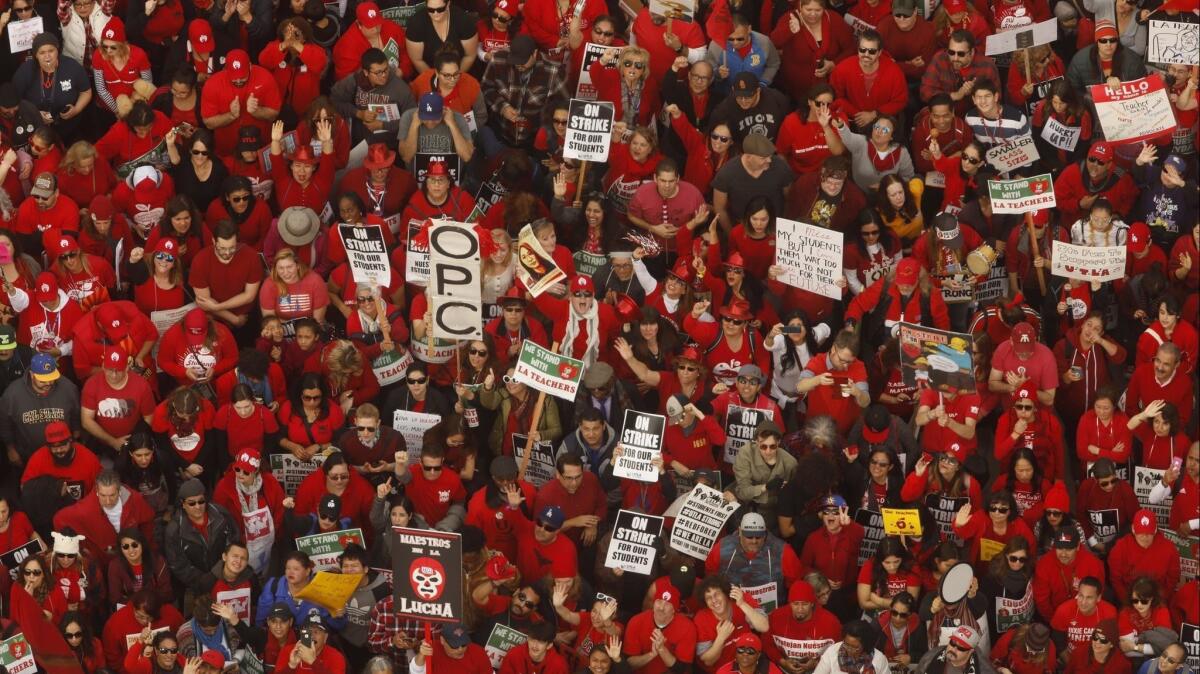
[330,69,416,146]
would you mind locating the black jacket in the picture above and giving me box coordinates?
[164,502,242,593]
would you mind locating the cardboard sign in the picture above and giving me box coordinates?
[215,586,252,623]
[372,348,414,386]
[984,17,1057,55]
[513,339,585,400]
[1149,20,1199,65]
[429,221,483,340]
[391,527,463,622]
[0,540,43,580]
[576,43,610,99]
[468,179,507,222]
[1162,528,1199,581]
[294,571,363,616]
[856,508,885,566]
[391,410,441,460]
[881,508,923,536]
[270,453,328,496]
[722,405,774,464]
[985,134,1039,173]
[8,17,44,53]
[926,493,968,539]
[0,634,34,674]
[898,323,975,395]
[613,410,666,482]
[405,220,430,286]
[514,223,567,298]
[414,153,462,185]
[339,224,390,285]
[987,173,1056,214]
[1050,242,1126,282]
[1182,622,1200,668]
[649,0,695,21]
[295,528,366,571]
[485,624,527,669]
[511,433,556,487]
[604,509,665,574]
[669,484,741,559]
[563,99,615,162]
[774,218,844,300]
[1088,508,1119,542]
[1091,75,1177,144]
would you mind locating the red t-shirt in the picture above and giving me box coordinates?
[990,341,1059,409]
[802,353,868,435]
[277,401,345,447]
[258,272,330,321]
[404,463,466,525]
[213,402,280,456]
[82,372,156,439]
[917,389,982,455]
[515,529,578,582]
[190,245,265,314]
[623,610,697,674]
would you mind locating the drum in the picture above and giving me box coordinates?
[966,244,997,276]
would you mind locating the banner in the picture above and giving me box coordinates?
[514,223,567,298]
[988,174,1056,214]
[1133,465,1173,524]
[1050,242,1125,282]
[372,348,413,386]
[575,43,610,99]
[613,410,665,482]
[995,584,1035,633]
[339,224,390,285]
[722,405,774,464]
[1040,117,1081,152]
[898,323,975,395]
[563,99,615,163]
[392,410,442,459]
[670,484,741,559]
[294,571,363,615]
[391,527,463,622]
[0,539,43,580]
[985,134,1039,173]
[1162,528,1199,580]
[1091,75,1176,144]
[0,634,34,674]
[604,510,664,574]
[774,218,844,300]
[410,336,458,364]
[984,17,1057,55]
[485,624,527,669]
[215,586,252,623]
[8,17,43,53]
[512,433,556,487]
[1183,622,1199,668]
[881,508,923,536]
[405,220,430,286]
[413,153,462,185]
[429,221,483,340]
[513,339,585,400]
[856,509,885,566]
[270,453,328,496]
[1149,20,1199,65]
[574,250,607,278]
[295,528,365,571]
[468,178,507,223]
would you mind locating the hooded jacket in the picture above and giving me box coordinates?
[163,501,241,593]
[54,483,156,560]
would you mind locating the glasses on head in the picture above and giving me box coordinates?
[622,60,646,70]
[154,252,175,263]
[64,631,84,639]
[122,541,141,550]
[947,48,971,57]
[963,154,983,164]
[468,347,488,356]
[407,377,428,385]
[328,473,350,481]
[735,647,757,655]
[184,498,206,507]
[427,3,447,11]
[59,250,80,261]
[422,464,444,473]
[1097,37,1118,44]
[22,569,42,576]
[158,647,179,654]
[1006,554,1027,564]
[191,149,210,156]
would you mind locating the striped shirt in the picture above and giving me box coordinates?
[964,104,1031,147]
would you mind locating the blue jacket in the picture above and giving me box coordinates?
[254,574,349,630]
[705,32,781,92]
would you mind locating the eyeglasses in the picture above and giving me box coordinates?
[230,194,250,203]
[407,377,428,384]
[328,473,350,481]
[22,569,42,576]
[154,253,175,263]
[735,647,758,655]
[64,631,84,639]
[191,149,210,156]
[356,425,378,433]
[1006,554,1027,564]
[891,610,911,618]
[947,49,971,57]
[1097,37,1118,44]
[422,464,444,473]
[870,459,891,467]
[1132,596,1151,605]
[1091,634,1110,644]
[963,155,983,164]
[710,133,731,142]
[1098,478,1116,488]
[859,47,880,54]
[872,124,893,134]
[184,498,206,507]
[439,70,461,79]
[427,3,447,11]
[552,118,568,126]
[158,647,179,654]
[59,251,80,260]
[492,12,510,20]
[122,542,141,550]
[468,348,488,356]
[622,60,646,70]
[737,377,761,385]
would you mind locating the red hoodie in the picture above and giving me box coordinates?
[101,602,185,668]
[828,54,908,119]
[1107,533,1181,600]
[1074,478,1139,545]
[53,486,157,561]
[1032,547,1105,622]
[994,408,1065,482]
[212,466,287,541]
[156,318,239,386]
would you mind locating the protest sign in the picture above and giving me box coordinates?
[984,17,1057,55]
[485,624,527,669]
[8,17,43,53]
[1149,20,1199,65]
[1091,75,1176,144]
[613,410,665,482]
[1088,508,1120,542]
[1162,528,1199,580]
[1039,116,1081,151]
[996,588,1035,633]
[126,626,170,649]
[294,571,364,615]
[405,220,430,286]
[926,493,968,539]
[339,224,390,285]
[576,43,611,99]
[722,405,774,464]
[563,99,615,162]
[898,323,975,395]
[392,410,442,459]
[513,340,585,400]
[1183,622,1199,668]
[270,453,328,496]
[604,510,665,574]
[238,649,265,674]
[468,178,507,222]
[0,635,33,674]
[0,540,43,580]
[515,223,567,298]
[392,527,463,622]
[414,153,461,184]
[987,173,1056,214]
[372,348,414,386]
[574,250,607,277]
[117,138,171,179]
[670,484,741,559]
[856,509,885,566]
[1050,242,1125,282]
[882,508,923,536]
[295,528,365,570]
[429,221,483,340]
[1133,465,1173,524]
[512,433,556,487]
[410,337,458,364]
[774,218,844,300]
[258,130,297,173]
[215,586,252,623]
[985,134,1039,173]
[649,0,695,20]
[380,2,424,25]
[1025,75,1063,116]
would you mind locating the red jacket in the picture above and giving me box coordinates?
[212,466,288,541]
[1108,532,1181,599]
[101,602,185,668]
[1053,328,1127,422]
[589,60,661,128]
[72,300,158,379]
[1074,477,1139,543]
[1032,546,1105,621]
[293,469,375,532]
[994,409,1065,483]
[1135,319,1198,374]
[952,511,1035,573]
[799,522,865,586]
[156,318,239,385]
[846,275,950,330]
[259,41,328,117]
[1052,162,1138,224]
[332,22,411,81]
[991,628,1057,674]
[53,486,157,561]
[21,444,102,494]
[1064,648,1132,674]
[1073,411,1132,464]
[768,10,855,97]
[828,54,908,119]
[271,149,336,214]
[500,643,569,674]
[276,642,347,674]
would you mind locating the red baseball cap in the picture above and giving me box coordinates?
[571,275,595,295]
[1127,221,1150,254]
[45,421,71,445]
[1132,508,1157,535]
[33,272,58,304]
[1010,322,1036,358]
[732,633,761,651]
[1088,142,1112,163]
[103,346,129,370]
[357,2,383,28]
[199,650,225,670]
[896,257,920,285]
[188,19,215,51]
[184,307,209,347]
[486,555,517,581]
[154,237,178,258]
[225,49,250,76]
[655,587,681,610]
[943,0,967,13]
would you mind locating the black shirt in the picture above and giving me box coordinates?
[404,6,478,67]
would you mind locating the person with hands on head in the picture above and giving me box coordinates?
[660,392,725,479]
[1126,399,1190,471]
[693,576,770,673]
[410,623,492,674]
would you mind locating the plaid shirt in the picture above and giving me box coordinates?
[481,52,569,147]
[367,595,440,671]
[919,51,1001,113]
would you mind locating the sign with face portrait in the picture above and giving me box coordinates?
[391,527,463,622]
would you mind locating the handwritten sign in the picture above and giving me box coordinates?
[1040,117,1081,152]
[882,508,923,536]
[775,218,844,300]
[987,173,1056,214]
[985,17,1057,55]
[8,17,44,54]
[392,410,441,458]
[294,571,363,616]
[576,43,610,100]
[670,484,741,559]
[985,134,1039,173]
[613,410,665,482]
[1091,75,1177,144]
[1149,20,1199,65]
[563,99,615,162]
[1050,243,1126,282]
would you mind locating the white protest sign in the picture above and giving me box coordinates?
[392,410,442,458]
[270,453,328,496]
[1040,116,1081,152]
[429,221,483,340]
[1050,242,1126,282]
[987,173,1056,214]
[512,433,556,487]
[774,218,844,300]
[1091,75,1177,144]
[613,410,665,482]
[8,17,44,53]
[563,99,615,162]
[605,510,665,574]
[669,484,741,559]
[649,0,696,21]
[576,43,610,100]
[372,348,413,386]
[339,223,390,285]
[985,134,1039,173]
[723,405,774,464]
[984,17,1057,55]
[1149,20,1199,65]
[1134,465,1173,524]
[405,220,430,286]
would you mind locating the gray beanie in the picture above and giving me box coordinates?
[178,478,206,501]
[31,32,60,53]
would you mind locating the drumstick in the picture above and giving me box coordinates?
[1026,212,1047,296]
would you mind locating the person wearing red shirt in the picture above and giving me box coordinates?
[877,0,937,84]
[692,577,769,673]
[332,2,414,82]
[951,491,1035,573]
[212,449,286,572]
[531,275,621,370]
[259,20,329,118]
[303,340,381,414]
[1124,221,1168,279]
[336,145,417,227]
[1076,388,1132,467]
[1116,577,1174,656]
[794,329,870,436]
[464,457,536,563]
[91,17,154,117]
[1127,399,1190,471]
[767,0,855,98]
[774,86,845,177]
[988,321,1058,410]
[498,621,569,674]
[534,454,607,549]
[94,103,175,168]
[991,623,1057,674]
[1125,342,1194,431]
[6,270,86,356]
[799,496,864,620]
[53,470,157,562]
[514,505,578,584]
[81,347,155,452]
[101,590,186,669]
[190,220,266,337]
[199,49,283,156]
[157,307,238,388]
[1050,577,1117,660]
[292,456,374,533]
[589,47,662,129]
[711,365,782,431]
[1054,312,1127,428]
[276,614,347,674]
[1052,143,1139,226]
[915,385,982,458]
[628,7,706,83]
[847,258,950,338]
[269,118,336,214]
[48,231,117,312]
[828,31,908,134]
[623,587,697,674]
[1168,223,1198,305]
[1032,528,1105,622]
[899,445,984,533]
[665,105,736,198]
[1064,619,1131,674]
[13,173,80,254]
[71,300,158,379]
[662,396,726,474]
[1170,579,1199,626]
[764,581,842,668]
[1107,509,1182,601]
[994,383,1065,482]
[1075,459,1139,555]
[20,421,102,499]
[1136,295,1198,374]
[396,444,467,530]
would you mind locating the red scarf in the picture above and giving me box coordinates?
[869,143,903,173]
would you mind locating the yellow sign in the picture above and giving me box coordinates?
[293,571,364,616]
[881,508,923,537]
[979,537,1005,562]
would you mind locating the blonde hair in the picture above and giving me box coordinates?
[482,228,513,277]
[325,340,365,393]
[270,248,311,295]
[619,46,652,86]
[59,141,98,175]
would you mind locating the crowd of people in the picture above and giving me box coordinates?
[0,0,1196,670]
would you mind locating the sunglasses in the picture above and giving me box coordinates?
[723,318,746,326]
[492,11,510,20]
[122,542,141,550]
[870,459,891,467]
[328,473,350,481]
[1097,37,1118,44]
[64,631,84,639]
[468,348,488,356]
[155,253,175,263]
[407,377,428,384]
[1006,554,1027,564]
[59,251,80,260]
[622,60,646,69]
[356,425,378,433]
[737,377,761,385]
[572,291,593,298]
[56,552,78,558]
[891,610,911,618]
[302,394,322,401]
[947,49,971,57]
[22,569,42,576]
[427,3,447,11]
[191,149,210,156]
[355,296,374,303]
[13,5,33,11]
[858,47,879,54]
[1132,596,1151,605]
[735,647,758,655]
[552,118,569,126]
[422,464,444,473]
[1013,404,1035,411]
[963,155,983,164]
[537,521,560,532]
[1087,157,1108,164]
[1092,634,1110,644]
[594,28,615,37]
[184,499,206,507]
[230,194,250,203]
[158,647,179,654]
[1045,509,1063,517]
[710,133,731,142]
[677,364,698,372]
[503,375,516,384]
[1098,478,1116,487]
[989,506,1010,513]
